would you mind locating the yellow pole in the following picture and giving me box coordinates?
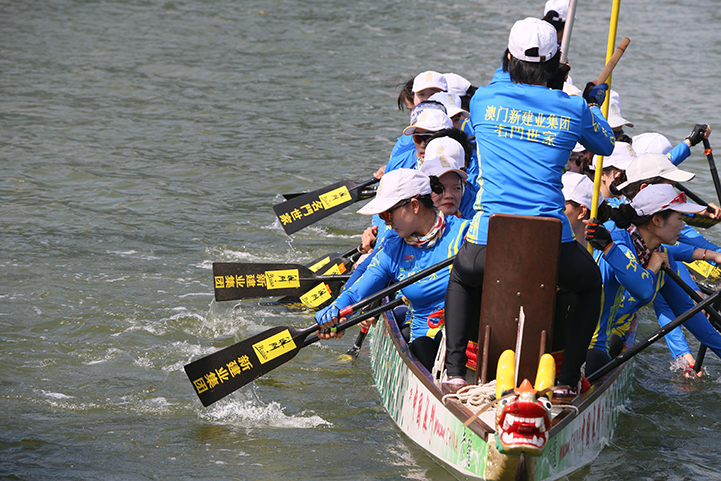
[589,0,622,251]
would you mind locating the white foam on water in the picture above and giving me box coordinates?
[41,390,74,400]
[85,347,123,365]
[199,399,331,429]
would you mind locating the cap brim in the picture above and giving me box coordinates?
[357,196,399,215]
[670,202,706,214]
[660,170,695,183]
[437,168,468,181]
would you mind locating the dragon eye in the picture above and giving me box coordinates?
[499,395,517,407]
[540,398,552,411]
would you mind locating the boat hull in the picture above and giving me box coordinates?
[369,313,634,480]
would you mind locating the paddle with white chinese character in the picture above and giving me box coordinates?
[212,262,351,301]
[186,255,455,407]
[273,178,379,235]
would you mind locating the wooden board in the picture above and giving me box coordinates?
[476,214,561,385]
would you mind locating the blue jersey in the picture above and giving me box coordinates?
[386,136,418,173]
[467,81,615,244]
[330,215,469,341]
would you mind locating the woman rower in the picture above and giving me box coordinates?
[585,184,721,376]
[443,17,615,391]
[315,169,469,371]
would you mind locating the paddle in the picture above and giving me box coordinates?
[587,287,721,383]
[212,262,350,301]
[703,139,721,205]
[273,177,379,235]
[675,182,721,229]
[187,255,455,406]
[663,266,721,333]
[275,246,363,307]
[185,296,406,407]
[345,325,370,359]
[283,187,377,202]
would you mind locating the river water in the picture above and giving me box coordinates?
[2,0,721,479]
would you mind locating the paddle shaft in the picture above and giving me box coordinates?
[663,266,721,332]
[338,255,456,318]
[559,0,578,64]
[587,288,721,383]
[703,139,721,206]
[302,297,405,348]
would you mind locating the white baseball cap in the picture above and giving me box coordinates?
[544,0,569,22]
[562,172,602,209]
[420,137,468,181]
[607,91,634,129]
[572,142,586,153]
[632,132,673,155]
[617,153,695,190]
[443,73,472,96]
[631,183,705,216]
[357,169,431,215]
[508,17,558,63]
[403,106,453,135]
[412,71,447,93]
[428,92,469,119]
[590,141,636,171]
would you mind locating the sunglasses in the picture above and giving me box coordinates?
[379,198,413,222]
[413,133,434,144]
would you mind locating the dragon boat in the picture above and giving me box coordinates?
[368,215,636,480]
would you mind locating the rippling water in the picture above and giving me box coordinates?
[2,0,721,479]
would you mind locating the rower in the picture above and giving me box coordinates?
[315,169,469,371]
[612,153,721,374]
[443,17,615,392]
[585,184,719,377]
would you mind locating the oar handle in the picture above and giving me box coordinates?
[703,139,721,206]
[663,266,721,332]
[338,255,455,317]
[587,287,721,383]
[306,274,352,282]
[594,37,630,86]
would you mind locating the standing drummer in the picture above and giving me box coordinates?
[443,17,615,391]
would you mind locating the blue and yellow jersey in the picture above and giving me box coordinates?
[330,215,469,341]
[466,80,615,245]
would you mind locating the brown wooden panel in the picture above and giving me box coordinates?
[476,214,561,386]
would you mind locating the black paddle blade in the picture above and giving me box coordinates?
[682,214,721,229]
[184,325,313,407]
[273,178,378,235]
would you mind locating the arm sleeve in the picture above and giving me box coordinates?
[668,142,691,166]
[579,105,615,156]
[664,242,695,262]
[678,224,721,251]
[602,241,660,304]
[331,241,396,309]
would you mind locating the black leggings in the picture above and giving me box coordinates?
[444,241,602,386]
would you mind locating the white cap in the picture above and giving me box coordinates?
[631,183,705,216]
[572,142,586,153]
[508,17,558,63]
[403,107,453,135]
[443,73,472,95]
[617,153,695,190]
[412,71,447,93]
[357,169,431,215]
[544,0,569,21]
[607,91,634,129]
[632,132,673,155]
[428,92,469,119]
[562,172,602,209]
[420,137,468,181]
[590,141,636,171]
